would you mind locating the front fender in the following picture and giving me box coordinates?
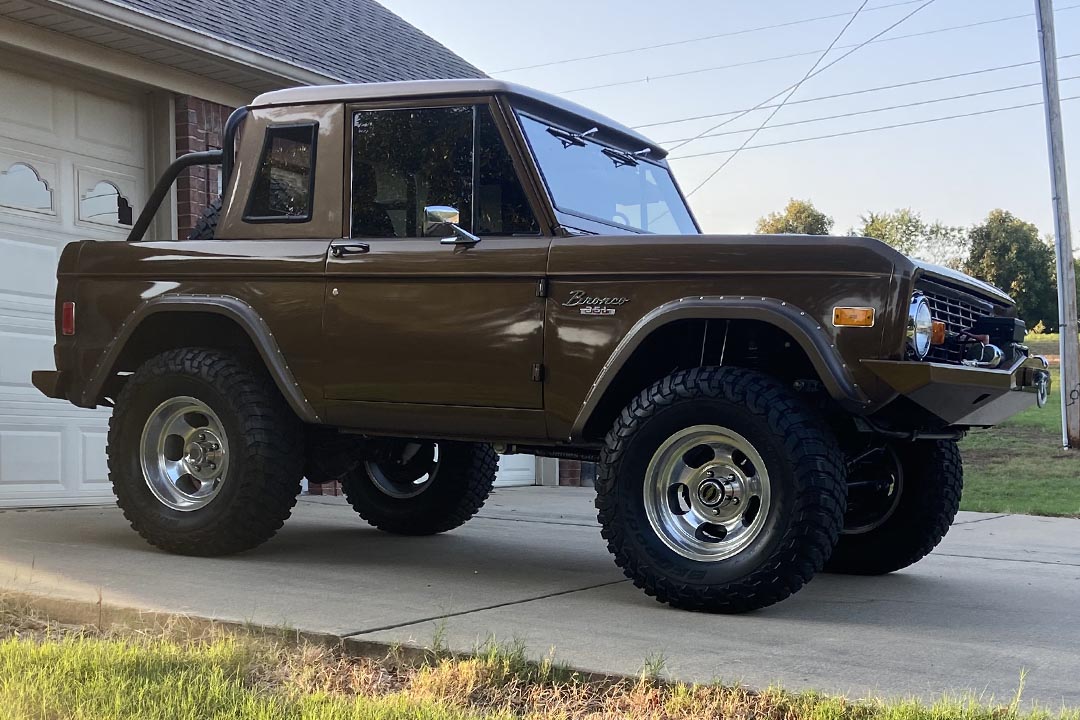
[570,296,875,439]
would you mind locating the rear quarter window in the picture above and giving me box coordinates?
[244,123,318,223]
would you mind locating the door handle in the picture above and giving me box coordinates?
[330,243,370,257]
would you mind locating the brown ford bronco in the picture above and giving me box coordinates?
[33,79,1051,613]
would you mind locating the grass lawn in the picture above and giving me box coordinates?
[960,362,1080,518]
[0,598,1077,720]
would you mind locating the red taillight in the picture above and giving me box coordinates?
[61,301,75,336]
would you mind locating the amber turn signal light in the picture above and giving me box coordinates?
[61,301,75,336]
[832,307,875,327]
[931,320,947,345]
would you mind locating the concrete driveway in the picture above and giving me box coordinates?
[1,486,1078,706]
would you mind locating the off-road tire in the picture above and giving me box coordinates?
[827,440,962,575]
[596,366,847,613]
[187,196,221,240]
[108,347,303,556]
[340,442,497,535]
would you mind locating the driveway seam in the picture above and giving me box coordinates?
[952,514,1010,526]
[474,515,597,528]
[338,579,629,638]
[936,551,1080,567]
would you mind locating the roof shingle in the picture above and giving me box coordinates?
[108,0,486,82]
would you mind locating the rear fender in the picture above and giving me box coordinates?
[82,294,320,423]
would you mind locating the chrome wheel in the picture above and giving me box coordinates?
[364,441,440,499]
[139,396,229,511]
[643,425,771,562]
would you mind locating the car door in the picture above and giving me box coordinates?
[323,99,548,411]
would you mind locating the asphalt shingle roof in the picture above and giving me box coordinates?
[109,0,486,82]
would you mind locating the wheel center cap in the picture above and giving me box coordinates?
[698,478,725,507]
[697,468,741,509]
[183,430,223,478]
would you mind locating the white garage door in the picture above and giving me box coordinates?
[495,453,535,487]
[0,63,148,507]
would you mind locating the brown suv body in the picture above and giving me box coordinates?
[35,80,1045,445]
[30,79,1051,614]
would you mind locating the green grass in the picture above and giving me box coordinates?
[960,368,1080,517]
[2,603,1078,720]
[0,633,505,720]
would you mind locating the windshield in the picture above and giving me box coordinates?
[517,114,698,235]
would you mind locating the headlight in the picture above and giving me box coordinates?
[908,295,933,359]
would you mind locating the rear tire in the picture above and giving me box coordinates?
[340,440,497,535]
[596,367,847,613]
[826,440,962,575]
[108,348,303,556]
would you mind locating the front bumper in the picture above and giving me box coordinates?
[863,355,1051,427]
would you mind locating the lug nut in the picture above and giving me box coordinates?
[210,444,219,451]
[208,462,216,470]
[193,464,202,471]
[198,433,206,441]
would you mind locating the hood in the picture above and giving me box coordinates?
[912,260,1014,305]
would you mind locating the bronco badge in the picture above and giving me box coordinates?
[563,290,629,316]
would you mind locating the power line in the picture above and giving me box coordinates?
[633,53,1080,130]
[657,74,1080,145]
[680,0,939,196]
[682,1,872,198]
[560,4,1080,95]
[492,0,924,74]
[668,95,1080,161]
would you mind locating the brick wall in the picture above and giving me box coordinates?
[175,95,234,239]
[558,460,596,487]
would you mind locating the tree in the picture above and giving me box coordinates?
[853,208,968,270]
[964,210,1058,331]
[756,199,833,235]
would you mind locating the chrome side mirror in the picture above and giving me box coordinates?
[423,205,480,246]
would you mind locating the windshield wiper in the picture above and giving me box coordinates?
[546,126,598,148]
[602,147,638,168]
[601,146,653,168]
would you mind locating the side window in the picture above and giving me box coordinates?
[352,106,472,238]
[245,123,317,222]
[475,108,538,236]
[351,105,538,238]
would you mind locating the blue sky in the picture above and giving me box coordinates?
[380,0,1079,241]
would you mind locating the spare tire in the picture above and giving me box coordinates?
[188,196,222,240]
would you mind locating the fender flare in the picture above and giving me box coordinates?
[571,296,871,439]
[82,294,320,423]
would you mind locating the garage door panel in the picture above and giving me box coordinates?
[0,66,58,139]
[0,425,63,484]
[0,236,59,299]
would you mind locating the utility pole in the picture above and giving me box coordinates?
[1035,0,1080,449]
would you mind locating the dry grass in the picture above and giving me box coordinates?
[1,595,1077,720]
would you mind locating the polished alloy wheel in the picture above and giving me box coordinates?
[364,441,440,499]
[643,425,771,562]
[139,396,230,511]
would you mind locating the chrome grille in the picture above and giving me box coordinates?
[917,282,994,363]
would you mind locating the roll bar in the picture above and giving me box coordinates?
[126,106,249,242]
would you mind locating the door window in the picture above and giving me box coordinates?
[351,105,538,238]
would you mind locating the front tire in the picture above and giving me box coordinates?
[827,440,962,575]
[596,367,847,613]
[108,348,303,556]
[340,440,497,535]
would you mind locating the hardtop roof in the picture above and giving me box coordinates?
[251,79,665,157]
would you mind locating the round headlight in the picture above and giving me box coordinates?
[908,295,933,359]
